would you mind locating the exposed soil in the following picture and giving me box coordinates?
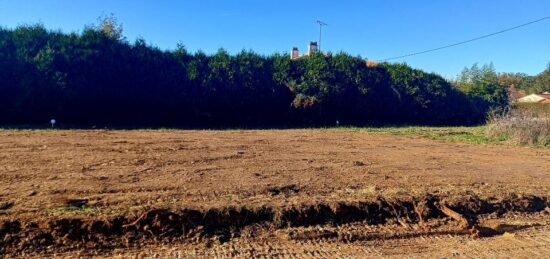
[1,129,549,257]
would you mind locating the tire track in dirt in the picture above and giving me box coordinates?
[61,221,550,258]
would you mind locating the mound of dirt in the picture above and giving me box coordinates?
[0,194,547,256]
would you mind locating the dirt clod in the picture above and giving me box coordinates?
[65,199,89,208]
[0,202,14,211]
[352,161,367,166]
[267,185,300,196]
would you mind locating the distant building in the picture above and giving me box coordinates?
[517,92,550,104]
[290,42,320,60]
[365,60,379,67]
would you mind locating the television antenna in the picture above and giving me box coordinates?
[316,20,328,51]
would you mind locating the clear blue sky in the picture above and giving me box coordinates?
[1,0,549,78]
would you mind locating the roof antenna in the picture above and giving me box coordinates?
[316,20,328,51]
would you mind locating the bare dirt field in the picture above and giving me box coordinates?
[1,129,549,257]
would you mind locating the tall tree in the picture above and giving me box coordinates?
[457,63,509,114]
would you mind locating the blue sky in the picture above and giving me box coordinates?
[0,0,549,78]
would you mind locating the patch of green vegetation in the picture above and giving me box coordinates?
[327,126,508,145]
[47,206,101,216]
[219,194,243,203]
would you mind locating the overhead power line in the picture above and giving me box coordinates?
[378,15,550,62]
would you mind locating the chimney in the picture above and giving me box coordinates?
[291,47,300,59]
[308,42,318,55]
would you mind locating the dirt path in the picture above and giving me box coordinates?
[1,129,549,256]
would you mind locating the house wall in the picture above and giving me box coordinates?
[518,94,545,103]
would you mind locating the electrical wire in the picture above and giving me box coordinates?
[378,15,550,62]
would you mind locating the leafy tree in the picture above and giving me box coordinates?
[532,63,550,93]
[96,14,124,40]
[456,63,509,114]
[0,20,526,128]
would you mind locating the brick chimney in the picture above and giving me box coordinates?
[308,42,318,55]
[291,47,300,59]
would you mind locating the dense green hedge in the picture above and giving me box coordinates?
[0,23,505,128]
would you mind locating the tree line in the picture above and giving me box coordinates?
[493,64,550,95]
[0,19,515,128]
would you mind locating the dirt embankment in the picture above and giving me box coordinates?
[1,194,548,256]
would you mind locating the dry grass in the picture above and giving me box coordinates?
[487,104,550,147]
